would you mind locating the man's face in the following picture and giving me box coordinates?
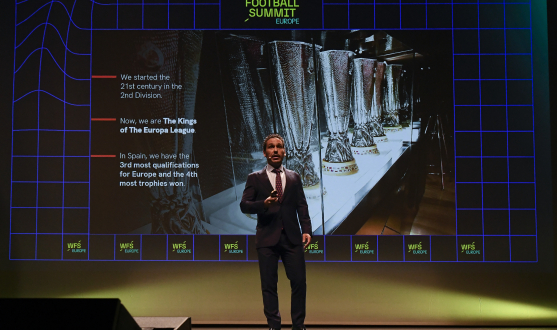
[264,137,285,168]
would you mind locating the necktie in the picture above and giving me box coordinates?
[272,168,283,202]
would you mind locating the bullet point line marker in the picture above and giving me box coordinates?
[91,118,117,121]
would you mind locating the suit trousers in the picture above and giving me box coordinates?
[257,231,307,329]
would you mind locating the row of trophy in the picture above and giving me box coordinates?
[224,37,407,188]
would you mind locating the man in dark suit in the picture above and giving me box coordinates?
[240,134,312,330]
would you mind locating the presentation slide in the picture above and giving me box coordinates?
[5,0,552,265]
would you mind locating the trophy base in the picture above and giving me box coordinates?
[303,182,327,199]
[384,125,403,133]
[352,145,379,156]
[322,159,359,176]
[374,135,388,143]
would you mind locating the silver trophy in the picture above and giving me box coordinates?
[133,31,208,234]
[372,61,388,142]
[223,35,274,177]
[269,41,321,187]
[401,69,410,110]
[399,69,411,126]
[383,64,403,130]
[320,50,358,175]
[351,58,378,155]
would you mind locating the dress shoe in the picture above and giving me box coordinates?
[292,326,306,330]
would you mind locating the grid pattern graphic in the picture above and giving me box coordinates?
[450,1,536,262]
[12,0,94,261]
[11,0,537,262]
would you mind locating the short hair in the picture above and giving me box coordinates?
[262,134,285,151]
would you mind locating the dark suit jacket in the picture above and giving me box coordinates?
[240,167,312,248]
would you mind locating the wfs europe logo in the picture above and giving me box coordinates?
[119,241,139,254]
[224,241,243,254]
[354,241,374,255]
[461,242,481,255]
[172,241,191,254]
[408,242,428,255]
[305,241,323,254]
[67,240,86,253]
[245,0,301,25]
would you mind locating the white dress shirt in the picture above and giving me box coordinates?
[265,164,287,193]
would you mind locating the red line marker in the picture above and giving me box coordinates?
[91,118,117,121]
[91,155,116,158]
[92,75,117,78]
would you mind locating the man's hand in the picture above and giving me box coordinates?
[302,233,311,249]
[264,196,278,208]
